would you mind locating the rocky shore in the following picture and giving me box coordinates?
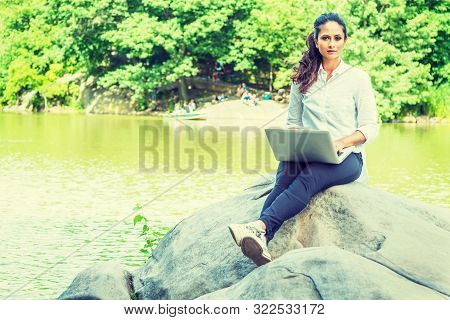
[1,78,447,124]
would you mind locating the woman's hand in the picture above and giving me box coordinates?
[334,131,367,153]
[334,139,347,153]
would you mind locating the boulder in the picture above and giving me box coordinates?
[430,117,439,124]
[131,187,267,300]
[273,95,283,102]
[402,115,416,123]
[197,247,446,300]
[79,76,139,115]
[59,177,450,300]
[58,261,133,300]
[289,182,450,297]
[83,87,138,114]
[416,116,430,124]
[131,178,450,299]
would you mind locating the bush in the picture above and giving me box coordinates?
[425,84,449,118]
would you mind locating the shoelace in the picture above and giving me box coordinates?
[246,225,265,240]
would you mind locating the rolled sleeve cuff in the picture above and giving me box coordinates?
[357,124,378,145]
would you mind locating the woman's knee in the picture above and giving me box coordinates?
[339,154,363,183]
[320,155,363,188]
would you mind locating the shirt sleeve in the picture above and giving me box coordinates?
[286,82,304,127]
[355,72,379,144]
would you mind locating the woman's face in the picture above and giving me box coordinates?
[314,21,347,61]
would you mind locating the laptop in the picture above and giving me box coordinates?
[265,127,354,164]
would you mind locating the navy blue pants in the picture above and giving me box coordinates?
[259,152,363,243]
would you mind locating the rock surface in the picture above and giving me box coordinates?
[58,261,133,300]
[197,247,446,300]
[59,177,450,300]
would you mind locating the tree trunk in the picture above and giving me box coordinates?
[178,77,189,101]
[43,94,48,112]
[269,63,273,92]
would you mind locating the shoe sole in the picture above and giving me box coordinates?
[241,236,272,266]
[228,224,243,247]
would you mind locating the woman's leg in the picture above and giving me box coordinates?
[260,153,363,242]
[228,161,305,264]
[261,161,306,213]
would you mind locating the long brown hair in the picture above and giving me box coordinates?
[292,13,348,94]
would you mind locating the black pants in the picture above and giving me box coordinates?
[259,152,363,242]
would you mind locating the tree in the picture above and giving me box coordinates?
[343,0,438,120]
[46,0,255,106]
[0,0,447,118]
[0,0,69,106]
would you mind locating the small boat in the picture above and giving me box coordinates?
[163,112,206,120]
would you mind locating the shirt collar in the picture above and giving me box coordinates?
[318,59,347,77]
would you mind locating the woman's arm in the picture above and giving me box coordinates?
[335,72,379,151]
[334,130,366,152]
[286,82,304,128]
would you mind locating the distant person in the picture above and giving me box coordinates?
[173,101,182,114]
[236,83,244,96]
[212,62,224,81]
[217,93,227,102]
[188,99,196,112]
[183,101,190,113]
[236,83,249,97]
[212,94,227,104]
[241,91,251,104]
[228,12,379,266]
[249,92,259,107]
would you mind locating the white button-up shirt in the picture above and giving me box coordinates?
[286,59,379,183]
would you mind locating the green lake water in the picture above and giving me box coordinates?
[0,112,449,299]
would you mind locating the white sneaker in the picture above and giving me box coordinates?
[228,221,272,266]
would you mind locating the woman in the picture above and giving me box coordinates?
[212,62,224,81]
[188,99,197,112]
[228,12,379,266]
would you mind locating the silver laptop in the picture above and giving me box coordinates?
[265,127,354,164]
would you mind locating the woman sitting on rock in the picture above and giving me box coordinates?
[228,12,379,266]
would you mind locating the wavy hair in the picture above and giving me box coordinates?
[292,13,348,94]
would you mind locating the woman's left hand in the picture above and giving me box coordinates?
[334,140,347,153]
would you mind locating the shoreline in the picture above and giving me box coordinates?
[1,99,447,125]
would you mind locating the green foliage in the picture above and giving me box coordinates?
[44,0,132,72]
[424,84,449,118]
[133,212,170,258]
[224,0,448,120]
[0,0,448,119]
[0,0,80,106]
[342,27,432,121]
[98,0,255,101]
[343,0,444,120]
[4,56,43,103]
[225,0,328,88]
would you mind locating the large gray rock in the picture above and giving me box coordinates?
[197,247,446,300]
[283,183,450,296]
[58,261,133,300]
[132,187,268,300]
[132,178,449,299]
[59,177,450,300]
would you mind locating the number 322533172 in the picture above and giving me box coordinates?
[253,303,325,315]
